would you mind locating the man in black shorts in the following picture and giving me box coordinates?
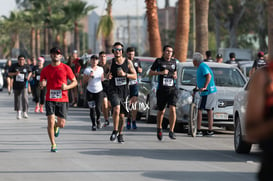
[98,51,111,126]
[126,47,142,130]
[108,42,137,143]
[149,45,178,141]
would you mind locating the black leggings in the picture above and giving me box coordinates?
[86,90,103,125]
[33,85,45,105]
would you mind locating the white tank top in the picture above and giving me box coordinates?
[84,66,103,93]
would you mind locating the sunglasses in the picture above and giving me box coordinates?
[113,48,122,52]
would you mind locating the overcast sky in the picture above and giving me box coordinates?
[0,0,178,17]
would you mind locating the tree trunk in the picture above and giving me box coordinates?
[105,31,114,54]
[145,0,162,57]
[74,22,80,55]
[44,24,49,55]
[195,0,209,56]
[268,0,273,61]
[174,0,190,62]
[257,1,267,51]
[36,29,41,58]
[31,27,36,58]
[63,31,68,59]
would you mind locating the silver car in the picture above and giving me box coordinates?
[233,81,254,153]
[146,61,248,130]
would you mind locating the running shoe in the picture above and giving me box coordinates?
[169,131,176,140]
[110,130,118,142]
[196,130,203,137]
[96,120,102,129]
[92,125,96,131]
[51,144,57,152]
[40,106,44,113]
[103,120,110,127]
[132,121,137,129]
[17,111,22,120]
[54,126,60,137]
[126,118,131,129]
[206,130,215,137]
[23,112,28,119]
[157,128,163,141]
[117,134,125,143]
[35,106,39,113]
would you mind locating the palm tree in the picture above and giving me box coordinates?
[62,0,96,55]
[174,0,190,62]
[195,0,209,56]
[145,0,162,57]
[268,0,273,60]
[96,0,114,53]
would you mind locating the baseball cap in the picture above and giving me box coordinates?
[258,51,264,57]
[50,47,61,54]
[216,53,222,58]
[73,50,78,54]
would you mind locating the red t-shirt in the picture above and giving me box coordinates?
[40,63,75,102]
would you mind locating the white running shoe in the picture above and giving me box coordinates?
[23,112,28,119]
[17,111,22,120]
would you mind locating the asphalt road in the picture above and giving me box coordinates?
[0,89,260,181]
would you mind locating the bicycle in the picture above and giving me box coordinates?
[179,87,205,137]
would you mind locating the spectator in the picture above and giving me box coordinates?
[245,58,273,180]
[249,51,267,77]
[204,50,214,62]
[226,52,238,65]
[8,55,32,119]
[192,52,217,137]
[216,53,223,63]
[149,45,178,141]
[5,59,13,95]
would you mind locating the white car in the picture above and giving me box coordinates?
[146,61,248,130]
[233,81,253,153]
[0,68,3,91]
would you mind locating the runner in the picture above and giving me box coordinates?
[8,55,32,119]
[40,47,77,152]
[126,47,142,130]
[83,55,104,131]
[149,45,178,141]
[108,42,137,143]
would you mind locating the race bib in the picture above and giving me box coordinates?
[115,77,127,86]
[163,78,174,86]
[16,74,25,82]
[129,79,137,85]
[49,89,62,99]
[88,101,96,108]
[36,75,40,81]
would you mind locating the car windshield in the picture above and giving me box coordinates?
[181,66,246,87]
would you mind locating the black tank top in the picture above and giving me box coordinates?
[109,58,129,99]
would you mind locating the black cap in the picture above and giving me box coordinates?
[50,47,62,54]
[229,52,235,58]
[216,53,222,58]
[90,55,99,60]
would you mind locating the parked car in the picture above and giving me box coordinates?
[233,81,254,153]
[145,61,248,130]
[237,61,253,78]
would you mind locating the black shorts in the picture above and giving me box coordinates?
[102,80,109,98]
[45,101,69,119]
[129,84,139,98]
[109,93,129,115]
[156,88,178,111]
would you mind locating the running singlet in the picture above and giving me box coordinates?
[40,63,75,102]
[150,57,176,90]
[84,66,104,93]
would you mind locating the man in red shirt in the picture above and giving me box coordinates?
[71,50,81,107]
[40,47,78,152]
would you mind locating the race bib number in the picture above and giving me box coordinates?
[49,89,62,99]
[163,78,174,86]
[115,77,127,86]
[36,75,40,81]
[129,79,137,85]
[16,74,25,82]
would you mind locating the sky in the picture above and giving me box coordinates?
[0,0,178,17]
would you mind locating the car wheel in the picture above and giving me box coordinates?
[145,98,156,123]
[234,115,252,154]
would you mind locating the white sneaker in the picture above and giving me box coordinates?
[17,111,22,120]
[23,112,28,119]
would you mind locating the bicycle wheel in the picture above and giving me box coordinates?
[189,103,198,137]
